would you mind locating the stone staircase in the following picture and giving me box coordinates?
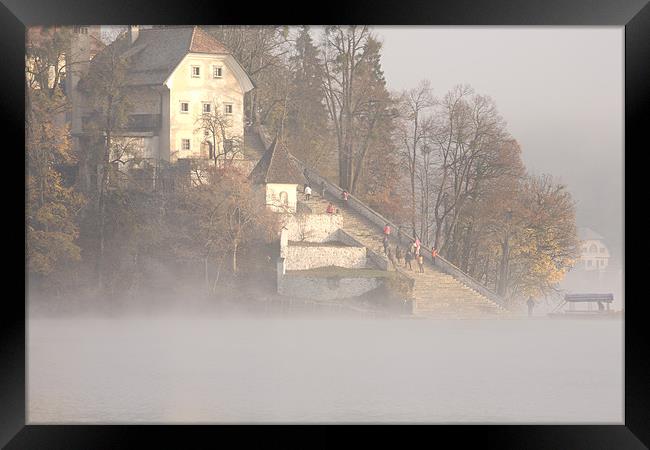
[300,192,390,264]
[298,190,507,318]
[243,126,268,160]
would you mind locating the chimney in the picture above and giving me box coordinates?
[128,25,139,44]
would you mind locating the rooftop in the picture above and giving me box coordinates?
[88,26,235,87]
[578,227,605,241]
[248,136,306,185]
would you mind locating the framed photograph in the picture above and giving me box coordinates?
[2,0,647,447]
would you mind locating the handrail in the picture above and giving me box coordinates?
[255,125,507,310]
[297,158,507,310]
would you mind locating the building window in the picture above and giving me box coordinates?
[202,102,211,114]
[224,103,233,115]
[180,102,189,113]
[191,66,200,78]
[181,139,191,151]
[204,129,210,137]
[213,66,223,78]
[589,244,597,253]
[74,26,89,34]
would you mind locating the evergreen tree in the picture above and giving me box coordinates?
[283,26,330,170]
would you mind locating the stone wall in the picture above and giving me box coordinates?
[336,229,389,271]
[283,213,343,243]
[278,275,381,301]
[285,244,366,271]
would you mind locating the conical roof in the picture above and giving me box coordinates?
[249,137,306,185]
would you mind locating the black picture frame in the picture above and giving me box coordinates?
[2,0,646,447]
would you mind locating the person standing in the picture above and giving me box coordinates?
[341,190,350,206]
[395,246,403,265]
[383,235,389,254]
[417,253,425,273]
[431,247,438,265]
[527,296,535,317]
[304,185,312,201]
[405,248,413,270]
[326,202,335,214]
[386,246,396,267]
[383,223,391,237]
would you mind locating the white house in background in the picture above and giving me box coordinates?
[72,25,254,166]
[577,227,610,271]
[248,137,306,214]
[560,226,622,311]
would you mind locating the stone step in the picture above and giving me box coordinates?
[298,191,501,316]
[415,306,502,313]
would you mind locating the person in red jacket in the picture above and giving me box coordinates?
[326,202,335,214]
[383,223,391,236]
[341,190,350,206]
[431,247,438,264]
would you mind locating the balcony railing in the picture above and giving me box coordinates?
[81,113,162,133]
[125,114,161,132]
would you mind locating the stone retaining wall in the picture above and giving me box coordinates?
[285,244,366,271]
[336,229,388,271]
[283,213,342,243]
[278,275,381,301]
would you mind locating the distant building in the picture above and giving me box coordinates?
[576,227,610,271]
[559,226,622,310]
[26,26,104,123]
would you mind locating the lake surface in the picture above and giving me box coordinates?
[28,316,623,423]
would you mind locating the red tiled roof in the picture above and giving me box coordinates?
[91,26,233,86]
[189,26,230,54]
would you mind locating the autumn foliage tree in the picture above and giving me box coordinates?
[161,168,280,292]
[26,27,86,289]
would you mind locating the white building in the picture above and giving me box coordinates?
[559,226,622,310]
[576,227,610,271]
[248,137,306,214]
[72,25,254,175]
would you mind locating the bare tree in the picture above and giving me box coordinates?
[205,26,291,123]
[194,100,244,167]
[79,42,132,289]
[395,80,435,239]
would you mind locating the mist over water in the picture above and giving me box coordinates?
[28,315,622,423]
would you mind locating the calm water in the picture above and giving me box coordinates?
[28,316,623,423]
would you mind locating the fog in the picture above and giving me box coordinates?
[28,26,624,424]
[28,316,622,423]
[374,27,623,263]
[373,27,625,312]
